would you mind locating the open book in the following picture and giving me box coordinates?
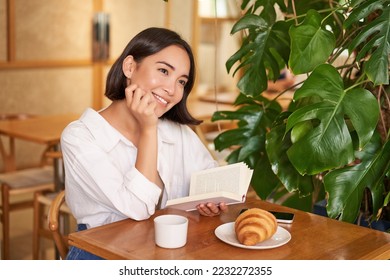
[165,162,253,211]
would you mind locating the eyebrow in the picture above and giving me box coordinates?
[157,61,189,79]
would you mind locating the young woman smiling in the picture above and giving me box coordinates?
[61,27,227,259]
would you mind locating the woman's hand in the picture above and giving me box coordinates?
[197,202,228,217]
[125,84,158,129]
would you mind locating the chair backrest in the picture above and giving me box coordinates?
[48,190,69,259]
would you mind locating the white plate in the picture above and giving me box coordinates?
[214,222,291,249]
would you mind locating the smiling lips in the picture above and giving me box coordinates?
[153,93,168,106]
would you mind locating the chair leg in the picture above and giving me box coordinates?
[32,192,42,260]
[1,184,10,260]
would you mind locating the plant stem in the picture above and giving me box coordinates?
[291,0,298,25]
[344,79,371,92]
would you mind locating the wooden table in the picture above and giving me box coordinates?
[0,113,79,188]
[0,114,78,146]
[68,198,390,260]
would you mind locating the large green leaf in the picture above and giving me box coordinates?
[346,0,390,85]
[227,13,291,95]
[250,0,277,24]
[286,64,379,175]
[211,94,283,199]
[344,0,389,28]
[325,133,390,223]
[250,147,281,199]
[240,0,286,25]
[234,91,282,112]
[289,9,336,74]
[266,113,313,196]
[212,108,264,159]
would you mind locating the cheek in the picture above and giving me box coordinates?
[148,77,159,87]
[172,90,184,104]
[131,70,158,88]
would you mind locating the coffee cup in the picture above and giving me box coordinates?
[154,214,188,249]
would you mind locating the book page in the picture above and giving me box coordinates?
[190,166,242,195]
[189,162,252,196]
[166,162,253,211]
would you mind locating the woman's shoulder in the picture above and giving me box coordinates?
[61,109,102,140]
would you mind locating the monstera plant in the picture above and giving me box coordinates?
[212,0,390,227]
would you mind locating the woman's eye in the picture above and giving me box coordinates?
[179,80,187,87]
[159,68,168,75]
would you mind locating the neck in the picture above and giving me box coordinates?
[100,100,140,144]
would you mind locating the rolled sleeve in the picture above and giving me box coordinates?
[124,168,162,217]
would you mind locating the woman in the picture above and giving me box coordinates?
[61,27,227,259]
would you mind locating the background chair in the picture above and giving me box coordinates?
[32,150,74,259]
[0,113,55,260]
[47,190,70,260]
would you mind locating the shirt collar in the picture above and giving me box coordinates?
[79,108,129,152]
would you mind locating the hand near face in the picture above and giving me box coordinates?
[125,84,158,129]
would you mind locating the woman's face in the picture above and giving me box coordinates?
[127,45,190,117]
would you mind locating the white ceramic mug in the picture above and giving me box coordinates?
[154,214,188,249]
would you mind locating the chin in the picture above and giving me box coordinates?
[155,106,171,118]
[155,110,166,118]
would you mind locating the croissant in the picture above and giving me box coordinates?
[235,208,278,246]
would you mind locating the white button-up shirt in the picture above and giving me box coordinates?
[61,108,217,229]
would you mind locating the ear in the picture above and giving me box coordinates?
[122,55,136,78]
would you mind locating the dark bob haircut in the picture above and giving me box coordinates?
[105,27,201,125]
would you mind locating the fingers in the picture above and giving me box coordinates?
[124,85,157,125]
[131,87,153,106]
[219,202,228,213]
[125,84,138,105]
[134,91,154,112]
[125,84,155,106]
[197,203,220,216]
[197,202,228,217]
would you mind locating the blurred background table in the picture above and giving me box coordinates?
[0,113,78,189]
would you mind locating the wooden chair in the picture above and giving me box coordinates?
[32,151,73,259]
[47,190,70,260]
[0,113,55,260]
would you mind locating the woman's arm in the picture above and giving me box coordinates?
[61,119,161,222]
[125,85,164,189]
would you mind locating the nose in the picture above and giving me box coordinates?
[164,79,175,96]
[164,88,174,96]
